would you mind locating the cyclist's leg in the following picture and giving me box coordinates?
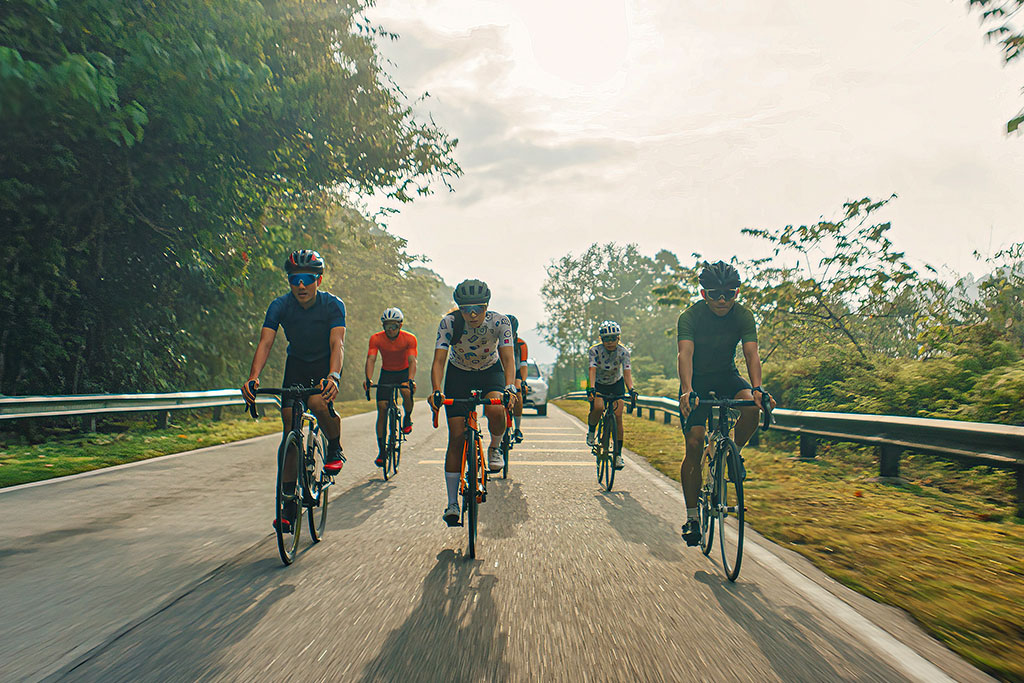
[308,393,341,442]
[476,364,506,470]
[442,365,473,518]
[732,388,759,448]
[587,395,603,427]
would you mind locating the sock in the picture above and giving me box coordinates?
[686,507,698,522]
[614,440,623,456]
[489,430,503,449]
[377,437,385,452]
[445,472,460,507]
[513,415,521,430]
[328,437,340,450]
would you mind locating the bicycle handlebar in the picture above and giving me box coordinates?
[431,391,511,428]
[364,380,414,402]
[248,386,338,420]
[686,391,773,430]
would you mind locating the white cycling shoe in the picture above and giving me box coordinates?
[487,447,505,472]
[443,503,461,526]
[586,431,596,447]
[614,454,625,469]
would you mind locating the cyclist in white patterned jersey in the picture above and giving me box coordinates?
[430,279,518,526]
[586,320,637,469]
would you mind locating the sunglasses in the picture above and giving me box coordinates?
[601,335,620,342]
[459,305,486,316]
[705,288,737,301]
[383,323,401,331]
[288,272,319,287]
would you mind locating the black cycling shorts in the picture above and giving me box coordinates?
[592,378,626,400]
[443,363,505,419]
[376,368,411,402]
[282,355,330,409]
[683,372,752,432]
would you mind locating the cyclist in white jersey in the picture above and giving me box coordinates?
[586,320,636,469]
[429,279,518,526]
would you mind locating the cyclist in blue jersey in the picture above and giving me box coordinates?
[242,250,347,532]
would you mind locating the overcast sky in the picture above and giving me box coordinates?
[365,0,1022,363]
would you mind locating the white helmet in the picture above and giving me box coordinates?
[598,320,621,336]
[381,307,404,324]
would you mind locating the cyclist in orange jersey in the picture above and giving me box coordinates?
[364,308,417,466]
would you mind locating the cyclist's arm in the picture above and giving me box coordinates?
[677,339,694,394]
[329,326,345,379]
[430,348,447,395]
[742,340,766,408]
[364,352,376,385]
[407,353,417,382]
[623,368,635,393]
[247,327,277,382]
[588,365,597,388]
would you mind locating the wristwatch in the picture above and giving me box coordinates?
[752,385,764,394]
[328,371,341,385]
[505,383,518,394]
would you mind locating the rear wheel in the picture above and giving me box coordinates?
[718,440,745,581]
[600,412,615,491]
[501,430,511,479]
[306,428,329,543]
[697,441,715,556]
[275,431,303,565]
[465,436,478,559]
[385,404,398,480]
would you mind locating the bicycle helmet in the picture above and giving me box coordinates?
[381,307,404,324]
[698,260,741,289]
[598,320,621,336]
[284,249,325,274]
[453,279,491,305]
[507,314,519,336]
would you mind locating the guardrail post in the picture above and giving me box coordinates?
[879,444,902,479]
[156,411,168,430]
[80,415,96,433]
[1016,468,1023,519]
[647,408,655,421]
[212,406,223,421]
[663,412,672,425]
[799,434,816,459]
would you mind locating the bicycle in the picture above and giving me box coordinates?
[689,391,772,581]
[589,391,636,492]
[432,391,511,559]
[365,380,413,481]
[250,385,337,566]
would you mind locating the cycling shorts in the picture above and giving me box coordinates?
[443,362,505,419]
[376,368,411,402]
[683,372,752,432]
[282,355,331,409]
[592,378,626,401]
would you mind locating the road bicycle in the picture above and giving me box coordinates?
[250,385,336,565]
[366,380,413,481]
[689,391,772,581]
[433,391,511,559]
[590,391,636,492]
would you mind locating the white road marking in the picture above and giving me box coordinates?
[557,405,956,683]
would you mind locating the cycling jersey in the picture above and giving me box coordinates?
[435,311,513,371]
[516,339,528,368]
[676,301,757,376]
[589,343,631,384]
[263,291,346,362]
[367,330,417,371]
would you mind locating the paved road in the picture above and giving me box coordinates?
[0,404,992,682]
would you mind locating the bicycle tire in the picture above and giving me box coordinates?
[383,405,397,480]
[276,431,303,565]
[393,409,402,473]
[594,420,605,482]
[698,443,715,556]
[466,435,478,559]
[602,412,616,491]
[718,440,745,581]
[306,427,329,543]
[501,429,511,480]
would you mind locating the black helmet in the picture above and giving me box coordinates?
[453,279,491,305]
[507,314,519,335]
[284,249,325,274]
[698,261,741,289]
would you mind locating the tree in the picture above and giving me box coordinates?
[968,0,1024,132]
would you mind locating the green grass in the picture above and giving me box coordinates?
[556,400,1024,683]
[0,401,371,489]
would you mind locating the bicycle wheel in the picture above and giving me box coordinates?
[465,435,478,559]
[276,431,303,565]
[601,413,616,491]
[501,430,511,480]
[393,412,402,473]
[383,405,397,480]
[697,443,715,556]
[594,421,605,482]
[306,427,329,543]
[718,440,745,581]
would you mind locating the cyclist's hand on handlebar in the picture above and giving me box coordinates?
[362,378,370,393]
[408,379,416,393]
[430,390,444,410]
[752,386,776,412]
[586,387,596,400]
[320,376,339,402]
[242,379,259,417]
[678,390,696,418]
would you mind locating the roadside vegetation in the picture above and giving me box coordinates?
[556,400,1024,682]
[0,402,371,489]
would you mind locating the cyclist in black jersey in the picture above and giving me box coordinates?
[242,250,347,533]
[676,261,775,546]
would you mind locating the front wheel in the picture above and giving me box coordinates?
[306,428,329,543]
[600,413,615,491]
[276,431,303,565]
[465,435,479,559]
[718,440,745,581]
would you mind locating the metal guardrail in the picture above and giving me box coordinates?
[558,391,1024,516]
[0,390,278,423]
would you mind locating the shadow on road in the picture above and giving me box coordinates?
[329,478,395,530]
[481,480,529,539]
[358,549,510,682]
[693,570,902,682]
[596,491,683,563]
